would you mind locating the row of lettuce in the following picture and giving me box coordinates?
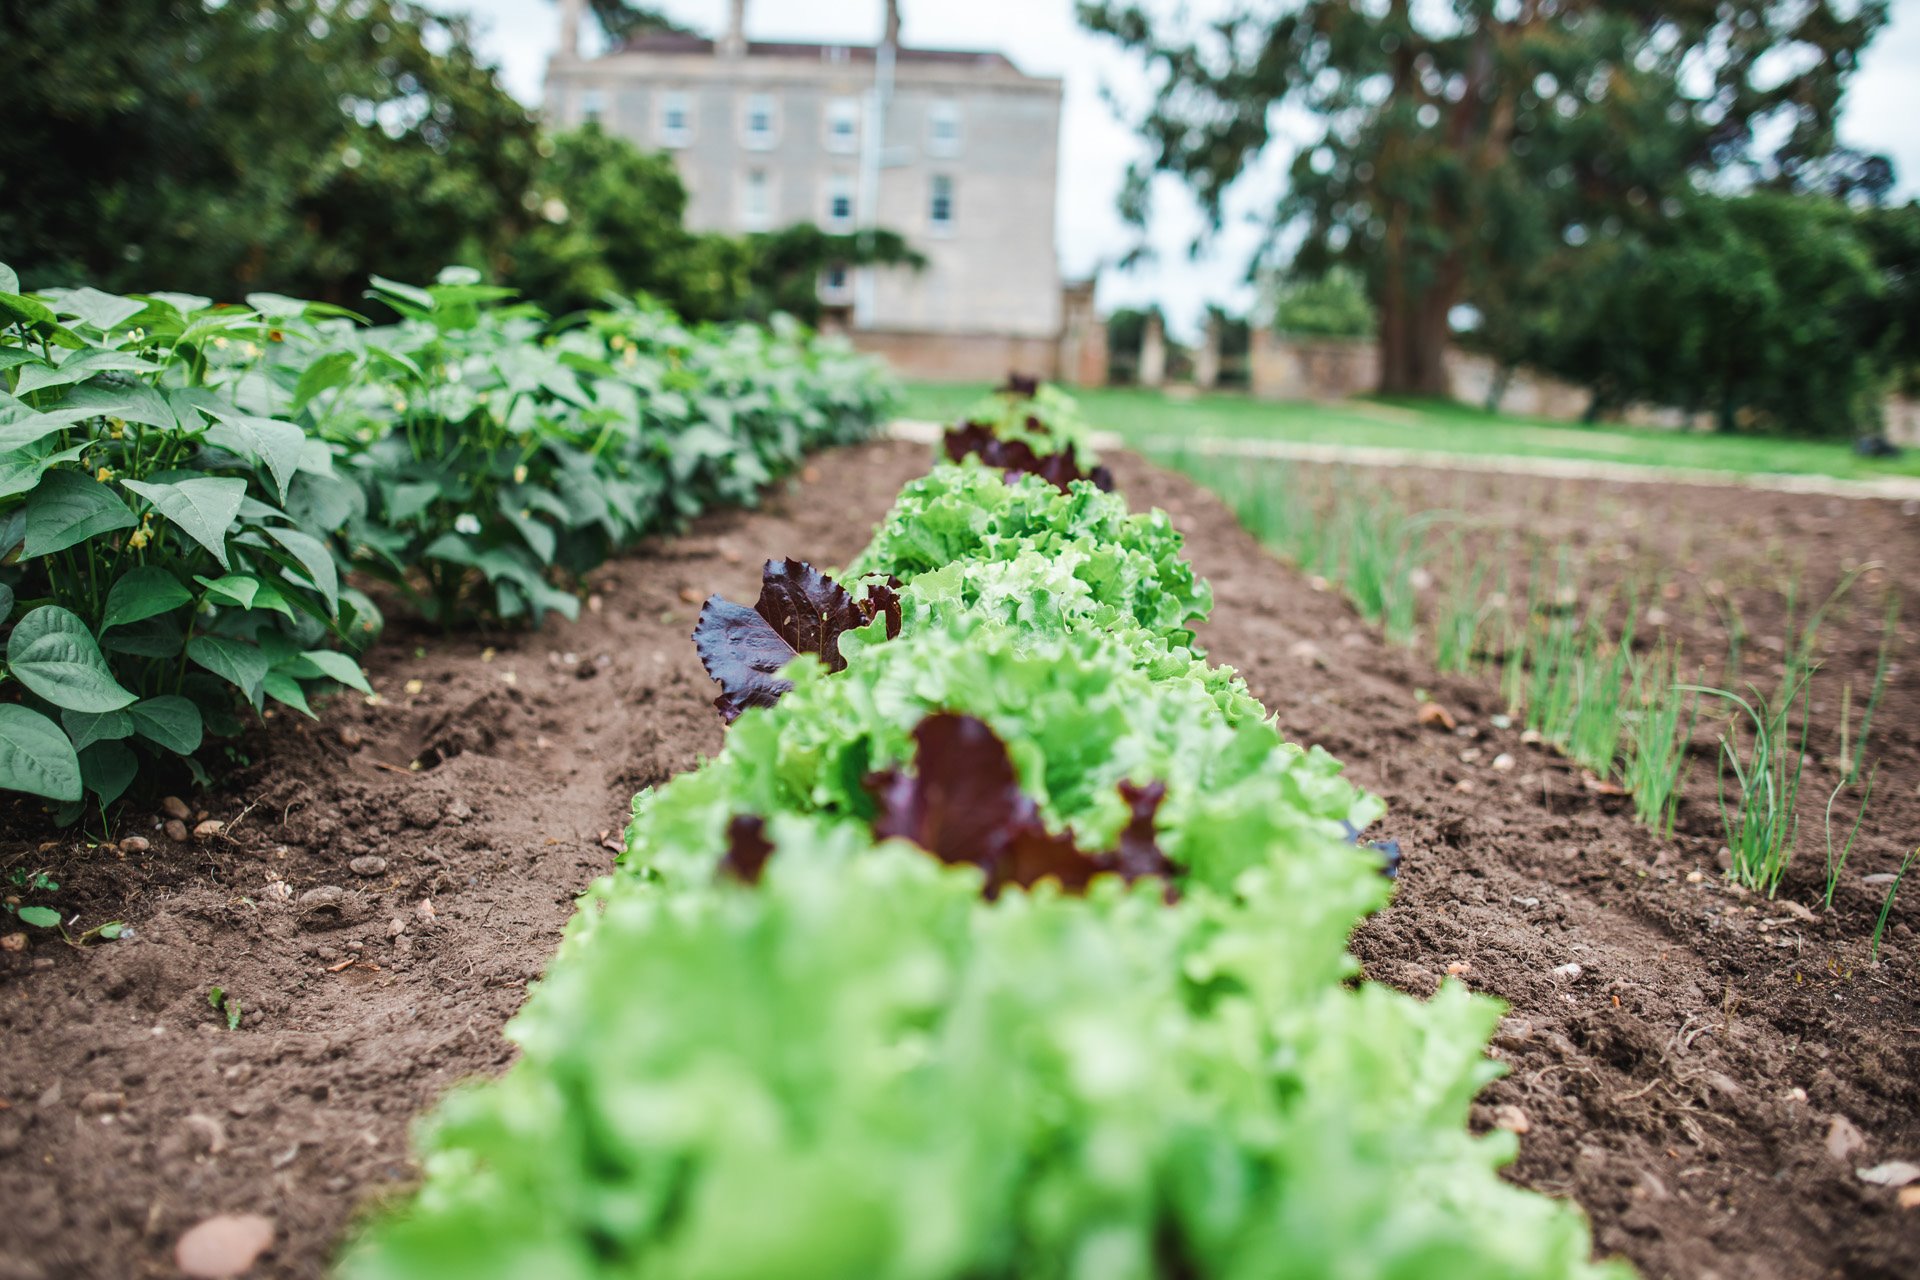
[340,385,1629,1279]
[0,265,891,819]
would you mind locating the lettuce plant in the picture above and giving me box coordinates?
[345,822,1624,1280]
[628,619,1381,893]
[341,379,1629,1280]
[847,464,1210,643]
[0,267,372,814]
[948,378,1107,488]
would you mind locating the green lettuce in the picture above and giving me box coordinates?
[340,815,1627,1280]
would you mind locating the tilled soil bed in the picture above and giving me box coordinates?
[2,441,1915,1280]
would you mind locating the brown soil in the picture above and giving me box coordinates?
[2,443,1915,1280]
[1108,454,1920,1280]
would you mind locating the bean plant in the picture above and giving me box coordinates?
[0,267,373,815]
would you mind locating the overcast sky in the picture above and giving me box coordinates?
[443,0,1920,340]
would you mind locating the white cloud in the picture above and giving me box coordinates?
[445,0,1920,341]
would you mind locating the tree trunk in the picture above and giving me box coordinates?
[1375,271,1454,398]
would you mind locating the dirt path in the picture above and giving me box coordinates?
[3,443,1914,1280]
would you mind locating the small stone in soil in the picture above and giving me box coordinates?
[1856,1161,1920,1187]
[161,796,191,821]
[174,1213,275,1279]
[1552,962,1584,980]
[350,856,388,877]
[1492,1104,1531,1135]
[193,820,223,841]
[1827,1114,1867,1163]
[1492,753,1517,772]
[0,933,25,953]
[164,819,189,843]
[119,836,150,854]
[1417,701,1457,731]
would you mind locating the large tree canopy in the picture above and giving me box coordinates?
[1,0,541,302]
[1079,0,1889,396]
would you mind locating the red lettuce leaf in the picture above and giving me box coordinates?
[719,814,775,884]
[693,559,899,723]
[997,372,1042,397]
[865,712,1173,897]
[942,423,1115,495]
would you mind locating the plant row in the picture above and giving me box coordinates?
[1168,448,1895,909]
[0,264,891,818]
[341,383,1627,1279]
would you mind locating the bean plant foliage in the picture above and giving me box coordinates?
[297,274,893,627]
[0,264,373,814]
[0,261,896,817]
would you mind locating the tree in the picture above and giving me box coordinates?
[1272,267,1374,339]
[733,226,926,326]
[1079,0,1888,397]
[1517,194,1892,434]
[0,0,540,303]
[508,128,926,326]
[508,124,747,319]
[581,0,696,43]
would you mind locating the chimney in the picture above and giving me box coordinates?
[882,0,901,48]
[720,0,748,58]
[557,0,583,57]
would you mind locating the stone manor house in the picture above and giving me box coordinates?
[544,0,1105,384]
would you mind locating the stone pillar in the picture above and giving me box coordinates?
[1139,311,1167,389]
[1055,280,1107,387]
[1194,312,1221,390]
[1246,325,1279,399]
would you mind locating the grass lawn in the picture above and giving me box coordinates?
[898,382,1920,482]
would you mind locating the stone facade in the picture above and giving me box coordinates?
[544,2,1064,342]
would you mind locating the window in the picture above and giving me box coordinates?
[742,92,778,148]
[658,90,692,147]
[927,101,962,157]
[825,173,855,230]
[825,97,859,153]
[928,174,955,231]
[820,263,852,304]
[739,168,772,230]
[579,89,604,126]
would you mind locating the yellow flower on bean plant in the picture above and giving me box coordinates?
[513,465,528,485]
[127,529,149,550]
[95,466,113,483]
